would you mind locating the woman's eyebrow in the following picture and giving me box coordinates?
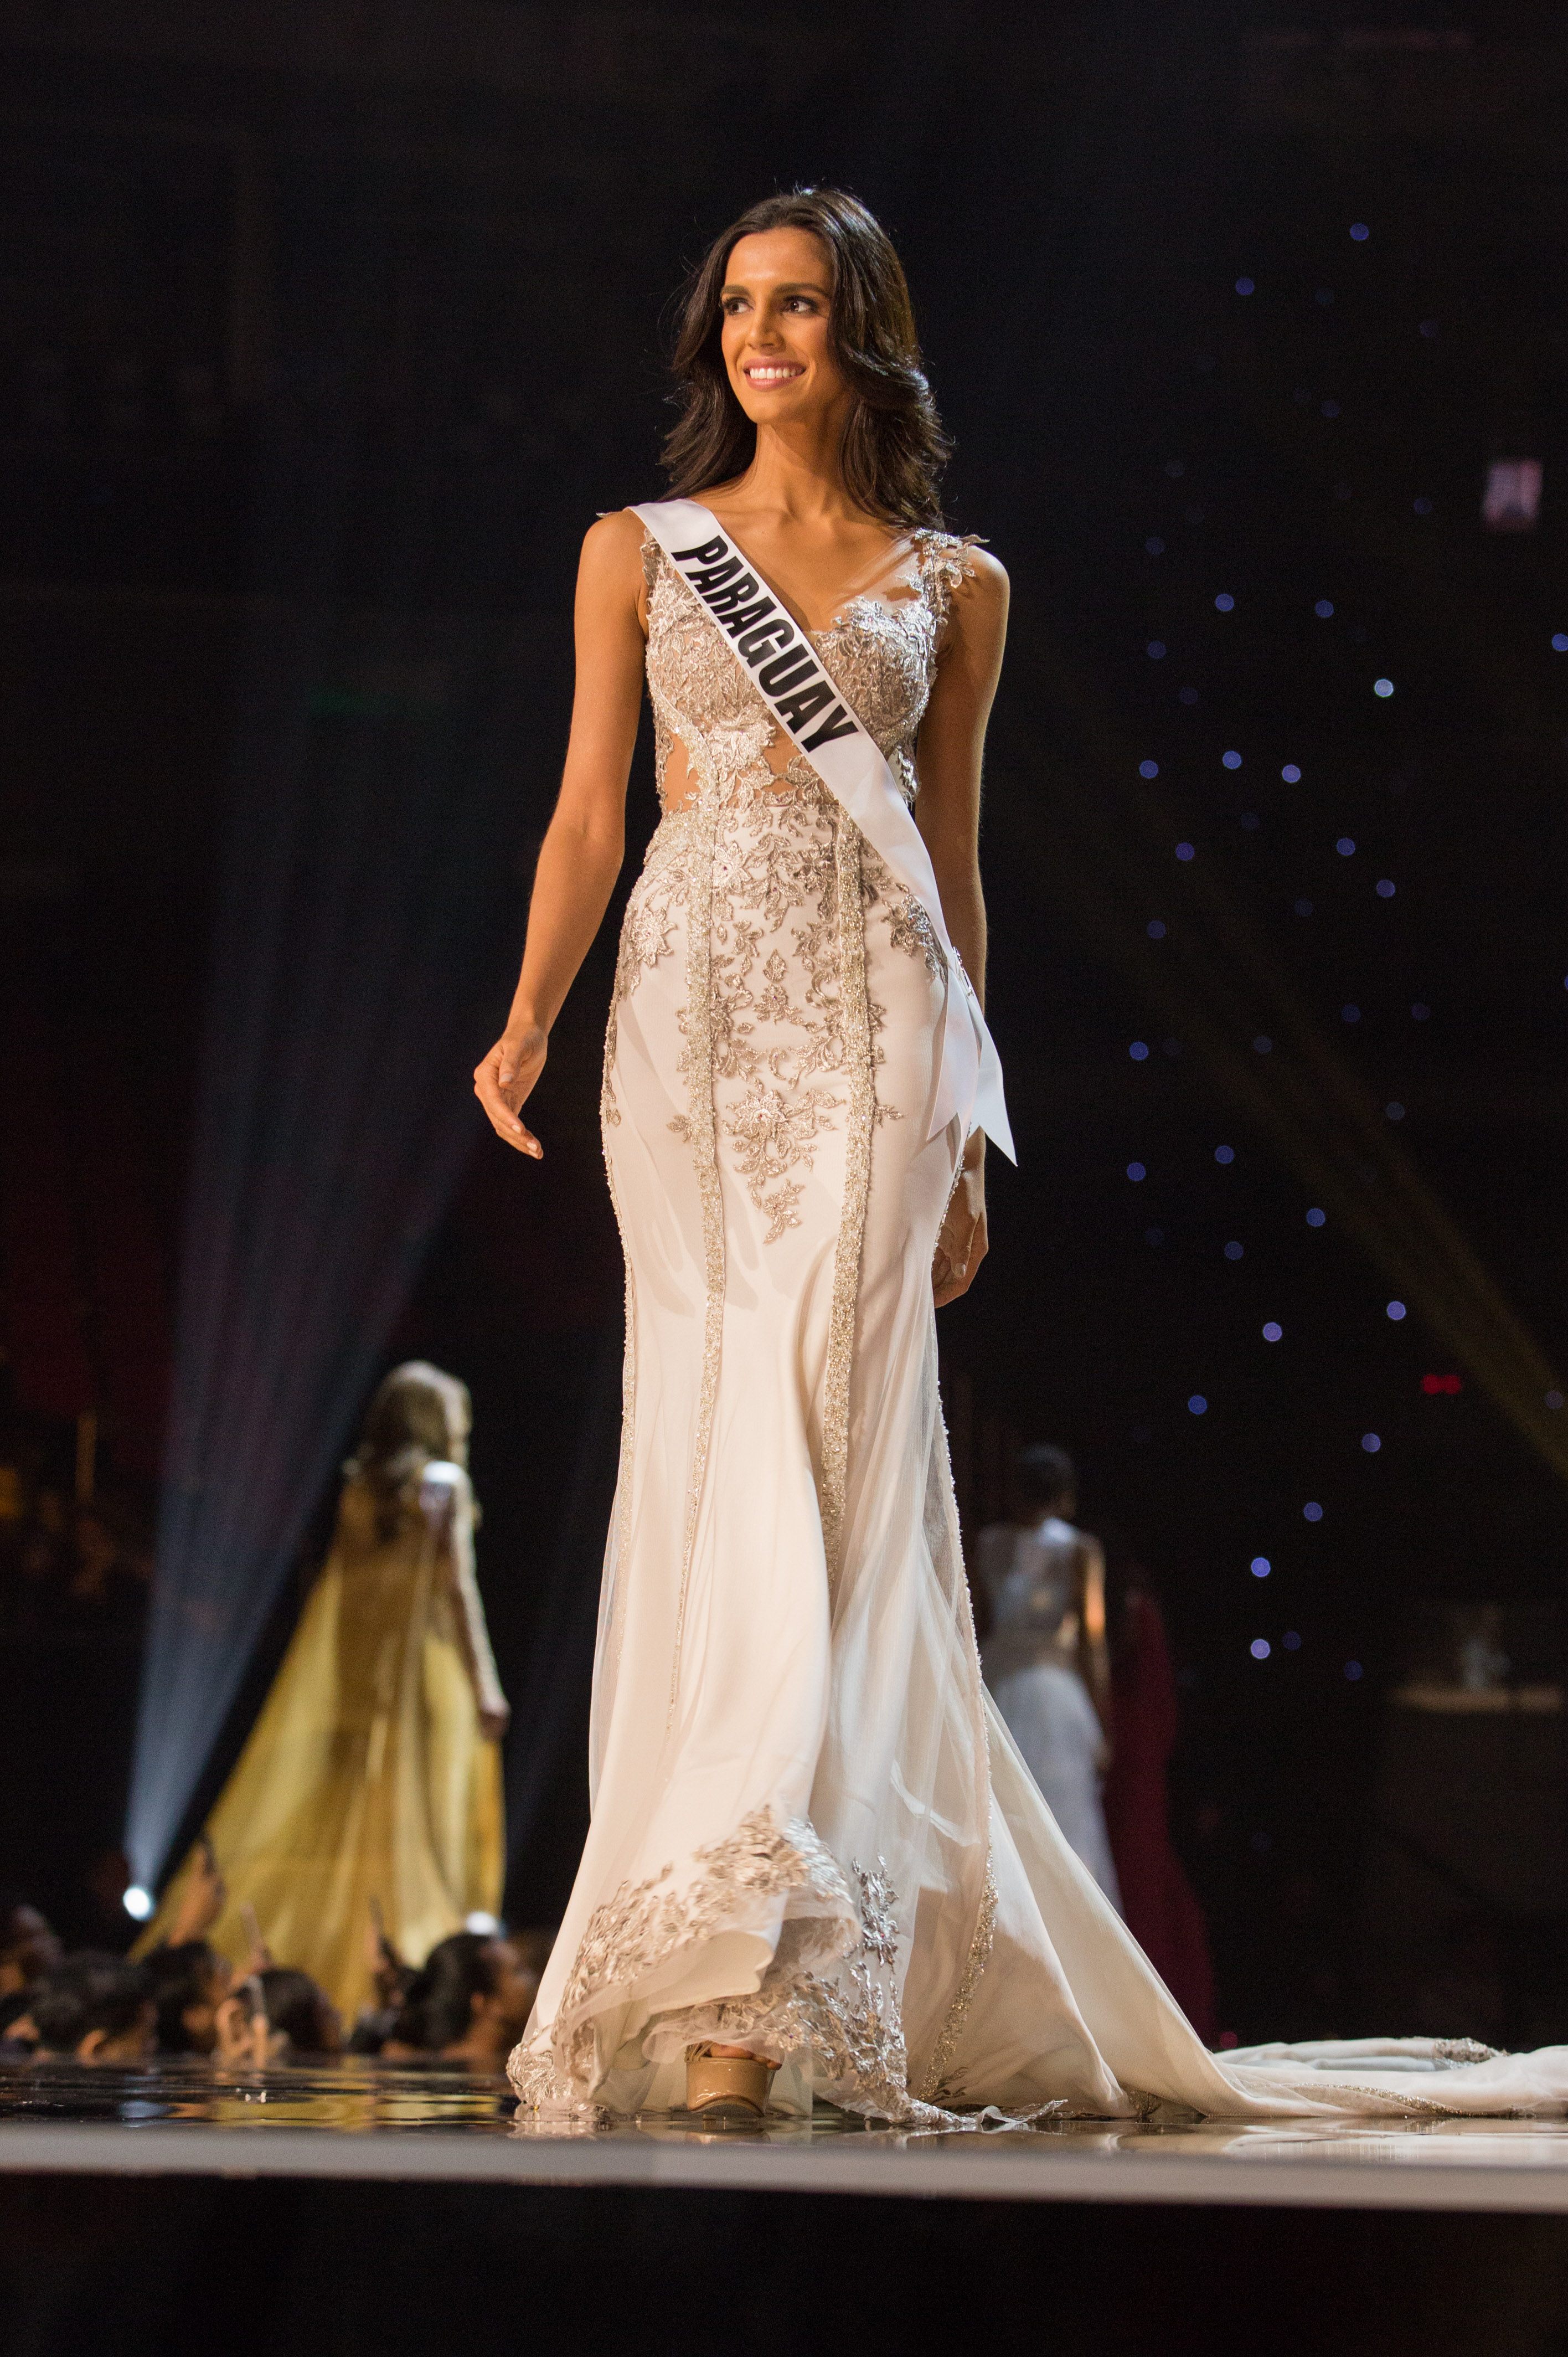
[721,279,830,300]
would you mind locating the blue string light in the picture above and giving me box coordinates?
[1262,1321,1282,1341]
[1307,1208,1327,1227]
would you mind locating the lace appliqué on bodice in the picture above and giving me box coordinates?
[640,527,979,817]
[603,529,977,1221]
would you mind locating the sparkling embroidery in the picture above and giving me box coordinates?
[820,815,873,1591]
[508,1807,853,2108]
[600,1160,637,1694]
[854,1859,900,1967]
[917,1859,999,2104]
[723,1074,842,1244]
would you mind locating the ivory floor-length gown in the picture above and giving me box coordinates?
[508,522,1568,2124]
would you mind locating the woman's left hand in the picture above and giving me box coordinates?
[933,1147,988,1305]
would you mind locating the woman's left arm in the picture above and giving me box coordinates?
[422,1465,510,1741]
[914,549,1010,1306]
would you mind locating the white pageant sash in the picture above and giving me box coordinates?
[633,499,1014,1161]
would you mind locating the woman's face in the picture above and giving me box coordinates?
[720,228,847,432]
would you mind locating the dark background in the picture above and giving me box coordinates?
[1,0,1565,2046]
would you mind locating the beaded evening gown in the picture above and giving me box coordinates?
[508,523,1568,2123]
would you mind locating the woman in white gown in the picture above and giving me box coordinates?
[474,188,1568,2125]
[977,1446,1121,1910]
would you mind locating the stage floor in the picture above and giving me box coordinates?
[4,2058,1568,2211]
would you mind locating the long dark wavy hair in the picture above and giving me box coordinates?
[661,188,951,530]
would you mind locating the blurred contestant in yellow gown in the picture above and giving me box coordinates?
[140,1362,508,2023]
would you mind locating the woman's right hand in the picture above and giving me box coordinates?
[473,1022,548,1157]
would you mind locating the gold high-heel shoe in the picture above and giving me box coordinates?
[685,2044,778,2118]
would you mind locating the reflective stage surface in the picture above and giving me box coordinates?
[6,2059,1568,2210]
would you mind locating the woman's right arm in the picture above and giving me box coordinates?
[473,511,648,1156]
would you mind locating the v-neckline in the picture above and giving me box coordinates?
[698,510,920,642]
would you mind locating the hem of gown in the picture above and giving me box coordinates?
[508,1813,1024,2130]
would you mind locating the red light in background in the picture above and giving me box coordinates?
[1421,1374,1463,1396]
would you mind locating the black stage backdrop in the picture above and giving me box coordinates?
[0,0,1564,2044]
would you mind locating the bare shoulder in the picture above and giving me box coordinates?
[937,541,1008,678]
[418,1457,469,1500]
[580,507,647,579]
[954,543,1009,613]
